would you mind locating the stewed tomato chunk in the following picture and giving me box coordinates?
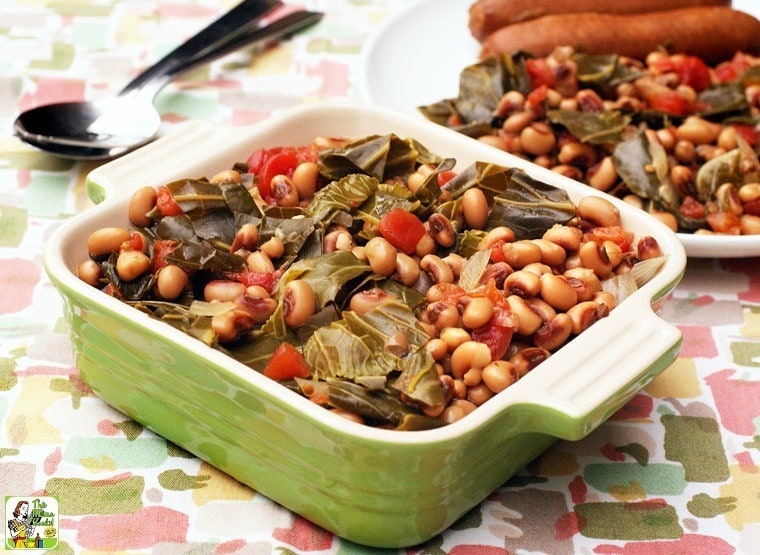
[377,208,426,254]
[263,343,310,381]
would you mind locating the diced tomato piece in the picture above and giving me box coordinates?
[714,52,753,83]
[263,343,310,381]
[525,59,555,89]
[706,211,741,234]
[377,208,426,254]
[489,240,506,263]
[732,124,759,146]
[678,196,706,220]
[225,271,276,294]
[471,305,514,360]
[248,145,320,203]
[151,239,178,273]
[651,55,711,92]
[584,226,632,253]
[646,90,693,116]
[437,170,457,187]
[156,185,183,216]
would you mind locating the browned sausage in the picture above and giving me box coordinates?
[479,7,760,65]
[469,0,730,42]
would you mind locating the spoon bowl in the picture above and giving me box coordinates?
[13,1,322,160]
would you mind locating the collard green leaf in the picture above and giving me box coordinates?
[573,53,644,89]
[318,134,418,182]
[155,214,201,242]
[166,240,246,272]
[487,170,576,239]
[695,148,742,202]
[307,173,378,224]
[102,255,155,301]
[547,109,631,144]
[441,161,516,203]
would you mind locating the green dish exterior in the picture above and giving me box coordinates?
[47,267,681,548]
[47,105,686,548]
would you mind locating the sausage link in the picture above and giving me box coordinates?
[479,7,760,65]
[469,0,730,43]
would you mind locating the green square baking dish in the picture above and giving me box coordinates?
[44,102,685,548]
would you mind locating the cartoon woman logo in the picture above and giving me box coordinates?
[7,500,41,549]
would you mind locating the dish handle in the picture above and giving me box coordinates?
[85,121,253,204]
[511,305,682,442]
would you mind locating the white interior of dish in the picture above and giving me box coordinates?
[45,102,686,445]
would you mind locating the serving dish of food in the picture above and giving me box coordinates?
[45,102,685,547]
[359,0,760,258]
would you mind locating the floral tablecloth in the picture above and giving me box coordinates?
[1,0,759,553]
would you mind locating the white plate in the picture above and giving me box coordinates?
[358,0,760,258]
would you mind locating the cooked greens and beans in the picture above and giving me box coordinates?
[420,49,760,235]
[77,134,665,430]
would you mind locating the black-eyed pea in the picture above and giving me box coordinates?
[740,214,760,235]
[116,250,150,281]
[155,264,188,300]
[522,262,553,276]
[675,116,722,145]
[365,236,397,276]
[393,252,420,287]
[204,280,246,302]
[245,285,270,299]
[467,383,494,406]
[415,233,437,257]
[739,183,760,204]
[543,224,582,251]
[520,122,556,156]
[481,360,520,393]
[524,297,557,322]
[324,229,353,252]
[637,236,663,260]
[247,251,275,273]
[567,300,603,334]
[506,295,543,336]
[587,156,617,192]
[351,287,392,314]
[531,239,566,266]
[423,301,460,331]
[502,240,542,268]
[717,126,738,152]
[508,347,550,377]
[282,279,316,328]
[385,331,410,357]
[87,227,131,257]
[231,223,259,253]
[673,139,696,163]
[439,327,471,352]
[420,254,454,284]
[427,213,456,247]
[501,110,534,134]
[578,241,614,278]
[576,195,620,227]
[462,187,489,229]
[291,162,319,199]
[655,128,676,151]
[603,240,624,267]
[425,338,448,361]
[449,340,492,379]
[539,273,578,311]
[259,236,285,259]
[270,174,299,207]
[128,186,157,227]
[594,290,617,312]
[425,283,465,303]
[558,141,597,167]
[479,226,516,250]
[533,313,573,351]
[504,269,541,297]
[463,367,482,388]
[210,169,242,184]
[211,309,255,344]
[439,404,467,424]
[461,296,494,330]
[443,253,465,279]
[563,267,601,301]
[77,259,102,287]
[234,295,278,324]
[477,134,509,151]
[651,210,679,232]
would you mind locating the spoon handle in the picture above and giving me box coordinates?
[119,0,282,96]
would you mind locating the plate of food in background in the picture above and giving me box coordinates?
[360,0,760,257]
